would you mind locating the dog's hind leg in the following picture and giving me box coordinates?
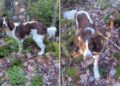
[32,30,45,55]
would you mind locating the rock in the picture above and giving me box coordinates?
[1,81,10,86]
[26,53,32,59]
[0,71,4,77]
[0,40,5,47]
[68,77,72,82]
[27,65,36,72]
[25,82,31,86]
[114,82,120,86]
[63,10,77,20]
[80,74,88,84]
[24,62,28,67]
[109,68,116,77]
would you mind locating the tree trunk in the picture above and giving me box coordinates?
[52,0,58,26]
[11,0,28,22]
[0,0,5,15]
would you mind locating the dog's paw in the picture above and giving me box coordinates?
[38,51,44,56]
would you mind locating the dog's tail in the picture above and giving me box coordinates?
[47,26,57,39]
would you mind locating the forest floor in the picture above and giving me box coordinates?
[0,37,59,86]
[61,0,120,86]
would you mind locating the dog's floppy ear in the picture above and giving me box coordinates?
[0,17,3,27]
[7,17,14,30]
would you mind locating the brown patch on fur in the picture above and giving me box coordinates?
[6,18,15,30]
[15,22,47,39]
[76,13,89,29]
[89,34,104,53]
[76,29,104,56]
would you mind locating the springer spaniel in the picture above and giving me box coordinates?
[75,10,104,80]
[0,16,57,55]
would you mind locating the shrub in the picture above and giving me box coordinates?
[31,76,43,86]
[10,58,23,68]
[45,40,59,58]
[114,51,120,60]
[7,66,26,86]
[29,0,53,26]
[116,65,120,77]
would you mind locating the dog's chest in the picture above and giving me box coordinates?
[5,28,17,39]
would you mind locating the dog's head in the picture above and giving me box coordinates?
[0,16,14,31]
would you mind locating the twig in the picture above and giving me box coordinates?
[97,31,120,50]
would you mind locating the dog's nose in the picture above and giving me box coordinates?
[2,24,6,28]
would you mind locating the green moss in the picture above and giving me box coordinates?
[114,51,120,60]
[7,66,26,86]
[116,65,120,77]
[74,55,82,63]
[23,38,34,47]
[68,67,77,77]
[10,58,23,68]
[99,67,107,77]
[31,76,43,86]
[98,0,111,10]
[61,27,75,49]
[0,38,17,57]
[0,78,2,86]
[45,40,59,58]
[61,27,76,58]
[63,67,77,77]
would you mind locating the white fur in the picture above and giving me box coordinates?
[83,40,92,59]
[47,26,57,39]
[2,18,56,55]
[31,29,45,55]
[85,27,95,35]
[3,17,8,27]
[23,21,38,25]
[63,10,77,20]
[93,55,100,81]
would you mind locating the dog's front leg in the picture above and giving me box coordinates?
[16,39,24,53]
[93,55,100,81]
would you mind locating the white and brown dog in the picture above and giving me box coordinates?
[0,16,57,55]
[75,10,104,80]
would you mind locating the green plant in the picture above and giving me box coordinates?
[74,55,82,63]
[114,51,120,60]
[116,65,120,77]
[99,67,107,77]
[10,58,23,68]
[61,27,75,48]
[45,40,59,58]
[7,66,26,86]
[68,67,77,77]
[0,38,17,57]
[0,78,2,86]
[63,67,77,77]
[31,76,43,86]
[98,0,111,10]
[29,0,53,26]
[61,19,73,27]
